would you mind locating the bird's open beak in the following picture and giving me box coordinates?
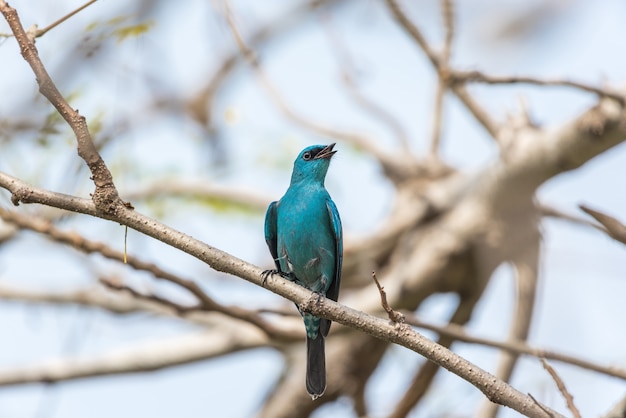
[314,143,337,159]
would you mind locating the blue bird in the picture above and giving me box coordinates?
[263,143,342,400]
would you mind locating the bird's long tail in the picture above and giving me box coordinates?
[306,334,326,399]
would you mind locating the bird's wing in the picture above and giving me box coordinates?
[325,198,343,303]
[264,201,281,271]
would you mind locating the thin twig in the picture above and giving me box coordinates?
[0,282,199,318]
[0,329,270,387]
[403,311,626,380]
[441,0,454,64]
[0,0,98,40]
[389,291,479,418]
[529,394,556,418]
[223,0,402,173]
[430,82,447,157]
[36,0,99,38]
[0,1,123,213]
[372,271,405,323]
[540,204,606,233]
[579,204,626,246]
[321,14,412,153]
[99,277,203,314]
[385,0,439,65]
[188,0,340,129]
[0,207,289,339]
[385,0,499,138]
[0,171,565,417]
[429,0,454,157]
[452,70,625,105]
[541,359,582,418]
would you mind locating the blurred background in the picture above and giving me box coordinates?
[0,0,625,417]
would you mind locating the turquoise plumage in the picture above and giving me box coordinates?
[263,143,343,399]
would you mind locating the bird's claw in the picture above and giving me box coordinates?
[313,290,324,304]
[261,269,290,286]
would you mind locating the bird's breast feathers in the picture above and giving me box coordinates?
[275,192,336,291]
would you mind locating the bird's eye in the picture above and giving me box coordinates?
[302,152,312,161]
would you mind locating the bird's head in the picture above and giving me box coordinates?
[290,143,337,185]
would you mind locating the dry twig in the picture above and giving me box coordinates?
[541,359,582,418]
[0,170,563,417]
[385,0,499,138]
[321,14,412,153]
[0,207,289,338]
[404,312,626,381]
[35,0,98,38]
[452,70,625,105]
[372,271,405,323]
[579,204,626,246]
[429,0,454,156]
[223,0,404,174]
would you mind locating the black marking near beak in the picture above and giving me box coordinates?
[314,143,336,160]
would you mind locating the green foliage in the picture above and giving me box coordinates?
[84,16,154,45]
[113,22,154,43]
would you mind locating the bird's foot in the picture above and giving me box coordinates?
[313,290,324,305]
[261,269,291,286]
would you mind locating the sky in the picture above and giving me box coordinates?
[1,0,626,417]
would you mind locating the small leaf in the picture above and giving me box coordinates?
[113,21,154,43]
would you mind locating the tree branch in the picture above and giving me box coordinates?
[479,241,540,418]
[0,206,292,339]
[451,70,625,105]
[579,204,626,246]
[223,0,412,179]
[404,313,626,380]
[321,13,413,154]
[0,329,269,386]
[385,0,500,138]
[429,0,454,157]
[0,0,126,216]
[0,170,562,417]
[540,203,606,233]
[35,0,99,38]
[0,282,174,317]
[541,359,582,418]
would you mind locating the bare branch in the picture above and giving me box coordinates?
[35,0,99,38]
[0,282,174,316]
[385,0,499,138]
[188,0,341,130]
[321,14,412,153]
[223,0,408,176]
[371,271,405,323]
[429,81,447,157]
[603,394,626,418]
[579,204,626,246]
[99,277,202,314]
[540,203,606,233]
[403,314,626,381]
[429,0,454,157]
[0,1,122,213]
[530,394,557,418]
[0,329,269,386]
[385,0,438,65]
[479,241,540,418]
[541,359,582,418]
[0,171,562,416]
[452,70,625,105]
[0,206,290,338]
[390,290,485,418]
